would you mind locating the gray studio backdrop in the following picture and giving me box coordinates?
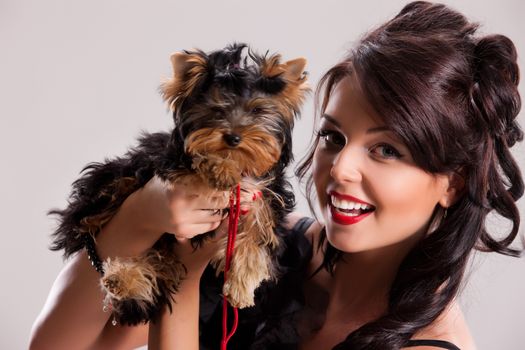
[1,0,523,349]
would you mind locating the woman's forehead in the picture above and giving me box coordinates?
[324,76,386,128]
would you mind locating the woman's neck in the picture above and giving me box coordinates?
[325,238,419,326]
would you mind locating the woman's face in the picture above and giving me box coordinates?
[313,76,451,253]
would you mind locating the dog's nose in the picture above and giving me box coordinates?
[223,133,242,147]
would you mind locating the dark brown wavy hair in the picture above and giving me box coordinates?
[296,1,523,348]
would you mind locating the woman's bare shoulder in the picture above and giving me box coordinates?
[409,301,477,350]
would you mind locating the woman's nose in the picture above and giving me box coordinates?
[329,147,363,183]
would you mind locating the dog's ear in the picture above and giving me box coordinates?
[279,57,310,120]
[161,50,209,112]
[282,58,307,82]
[257,56,309,118]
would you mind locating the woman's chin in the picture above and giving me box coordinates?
[325,229,371,253]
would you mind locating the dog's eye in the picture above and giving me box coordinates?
[251,107,263,115]
[211,107,226,117]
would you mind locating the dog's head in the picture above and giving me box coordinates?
[161,43,309,179]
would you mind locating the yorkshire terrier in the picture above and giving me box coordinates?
[49,43,309,325]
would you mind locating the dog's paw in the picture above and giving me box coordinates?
[101,257,158,302]
[223,280,256,309]
[102,274,126,298]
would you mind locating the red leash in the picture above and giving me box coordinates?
[221,184,241,350]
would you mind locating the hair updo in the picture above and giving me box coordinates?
[297,1,523,349]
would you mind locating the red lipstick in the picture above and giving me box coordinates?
[328,191,375,225]
[329,205,373,225]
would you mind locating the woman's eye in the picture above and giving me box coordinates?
[318,130,345,147]
[371,143,402,159]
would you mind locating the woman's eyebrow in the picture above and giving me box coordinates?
[321,114,341,127]
[322,113,390,134]
[366,126,391,134]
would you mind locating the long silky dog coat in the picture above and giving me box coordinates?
[50,43,309,325]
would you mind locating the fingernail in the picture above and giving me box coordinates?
[240,209,249,215]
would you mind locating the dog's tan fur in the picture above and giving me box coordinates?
[260,55,309,122]
[186,126,281,189]
[101,243,187,316]
[210,179,279,307]
[161,51,209,111]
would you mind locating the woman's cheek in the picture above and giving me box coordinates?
[312,147,330,203]
[373,172,438,241]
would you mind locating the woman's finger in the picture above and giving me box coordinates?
[173,177,230,209]
[181,208,227,223]
[172,221,223,240]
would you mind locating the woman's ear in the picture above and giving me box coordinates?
[438,169,466,208]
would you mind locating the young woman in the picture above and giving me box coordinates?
[30,2,522,349]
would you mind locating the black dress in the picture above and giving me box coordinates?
[199,217,314,349]
[198,217,460,350]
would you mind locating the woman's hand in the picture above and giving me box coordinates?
[130,175,231,240]
[96,175,234,259]
[126,175,260,244]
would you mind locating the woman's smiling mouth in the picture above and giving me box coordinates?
[329,191,376,225]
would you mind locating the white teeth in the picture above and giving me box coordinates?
[335,210,359,216]
[331,195,371,210]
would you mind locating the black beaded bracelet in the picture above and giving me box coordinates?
[82,234,105,275]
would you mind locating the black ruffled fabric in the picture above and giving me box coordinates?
[199,217,314,350]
